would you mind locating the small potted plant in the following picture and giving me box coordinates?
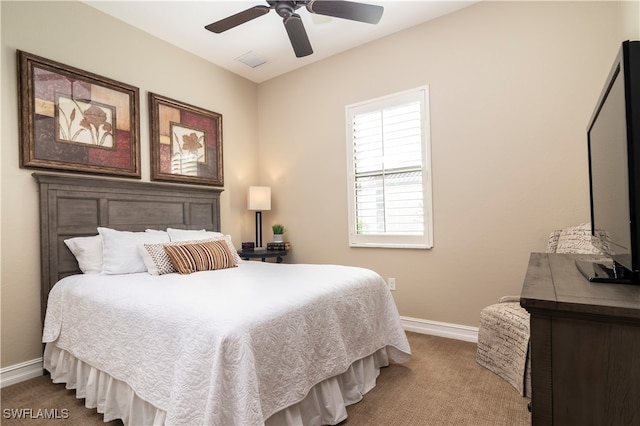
[272,224,285,243]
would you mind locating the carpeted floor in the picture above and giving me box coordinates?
[343,332,530,425]
[1,332,530,425]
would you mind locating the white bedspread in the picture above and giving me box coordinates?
[43,262,410,425]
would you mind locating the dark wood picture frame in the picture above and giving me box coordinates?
[18,50,141,178]
[148,92,223,186]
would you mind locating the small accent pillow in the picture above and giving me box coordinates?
[163,240,238,274]
[555,223,602,255]
[139,235,241,275]
[167,228,224,242]
[219,235,242,264]
[98,227,170,275]
[138,242,180,275]
[547,230,562,253]
[64,235,102,274]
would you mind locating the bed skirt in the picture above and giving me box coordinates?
[43,343,390,425]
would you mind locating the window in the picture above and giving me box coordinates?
[346,86,433,249]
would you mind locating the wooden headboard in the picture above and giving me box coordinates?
[33,173,223,322]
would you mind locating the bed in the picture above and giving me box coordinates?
[34,173,411,425]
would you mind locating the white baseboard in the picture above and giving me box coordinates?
[0,317,476,388]
[1,358,43,388]
[401,316,479,343]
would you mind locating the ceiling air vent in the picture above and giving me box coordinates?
[236,51,268,68]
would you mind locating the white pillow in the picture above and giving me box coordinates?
[98,227,170,275]
[167,228,224,242]
[64,235,102,274]
[145,229,169,236]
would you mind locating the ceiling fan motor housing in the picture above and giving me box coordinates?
[269,1,303,18]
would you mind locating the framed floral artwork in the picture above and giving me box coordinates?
[148,93,223,186]
[17,50,140,178]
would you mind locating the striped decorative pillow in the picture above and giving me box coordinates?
[163,240,237,274]
[139,236,241,275]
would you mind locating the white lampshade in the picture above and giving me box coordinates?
[248,186,271,211]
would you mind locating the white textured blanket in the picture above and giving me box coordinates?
[43,262,410,425]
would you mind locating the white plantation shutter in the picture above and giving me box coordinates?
[346,87,433,248]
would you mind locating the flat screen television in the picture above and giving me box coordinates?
[576,40,640,284]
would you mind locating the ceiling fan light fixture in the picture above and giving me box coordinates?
[236,51,268,68]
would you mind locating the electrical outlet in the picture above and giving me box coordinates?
[388,277,396,290]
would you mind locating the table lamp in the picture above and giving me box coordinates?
[248,186,271,248]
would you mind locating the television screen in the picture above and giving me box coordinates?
[589,64,631,266]
[577,40,640,284]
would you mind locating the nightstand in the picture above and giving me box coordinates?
[238,248,287,263]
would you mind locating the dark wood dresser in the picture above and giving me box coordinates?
[520,253,640,426]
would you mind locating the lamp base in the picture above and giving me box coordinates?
[255,211,263,248]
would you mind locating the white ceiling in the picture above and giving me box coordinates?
[84,1,476,83]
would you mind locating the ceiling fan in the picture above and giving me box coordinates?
[205,1,384,58]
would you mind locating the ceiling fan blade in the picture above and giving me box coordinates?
[205,5,270,33]
[307,1,383,24]
[283,14,313,58]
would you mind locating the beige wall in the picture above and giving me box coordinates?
[1,1,638,370]
[257,1,627,325]
[0,1,259,367]
[620,0,640,39]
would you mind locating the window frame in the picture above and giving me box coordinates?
[345,86,433,249]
